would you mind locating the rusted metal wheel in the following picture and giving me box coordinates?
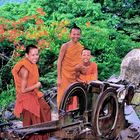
[59,82,87,116]
[92,88,119,138]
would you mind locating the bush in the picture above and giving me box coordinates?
[0,84,15,109]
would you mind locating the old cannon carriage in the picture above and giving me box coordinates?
[58,78,135,139]
[0,78,135,140]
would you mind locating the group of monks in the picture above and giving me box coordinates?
[12,25,98,140]
[57,25,98,110]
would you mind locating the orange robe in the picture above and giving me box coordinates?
[12,58,51,139]
[78,62,98,83]
[57,42,84,109]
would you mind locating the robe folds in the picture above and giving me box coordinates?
[12,57,51,122]
[57,42,84,109]
[22,98,51,140]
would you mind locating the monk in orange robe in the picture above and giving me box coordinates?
[75,49,98,83]
[12,44,51,140]
[57,25,84,110]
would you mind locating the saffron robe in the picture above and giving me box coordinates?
[12,58,51,140]
[57,42,84,109]
[22,98,51,140]
[12,58,51,119]
[78,62,98,83]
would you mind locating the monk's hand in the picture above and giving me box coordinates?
[82,81,88,87]
[35,82,42,89]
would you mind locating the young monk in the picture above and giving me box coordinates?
[57,24,84,109]
[12,44,51,140]
[75,49,98,83]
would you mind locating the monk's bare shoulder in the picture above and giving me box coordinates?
[59,42,70,56]
[61,42,70,50]
[19,66,29,79]
[58,42,70,61]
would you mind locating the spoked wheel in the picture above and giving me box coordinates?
[92,88,119,138]
[59,82,87,117]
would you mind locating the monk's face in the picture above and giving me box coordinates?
[26,48,39,64]
[82,50,91,63]
[70,29,81,43]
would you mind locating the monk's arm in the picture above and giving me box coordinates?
[19,66,41,93]
[75,64,81,81]
[75,65,85,83]
[57,44,67,86]
[92,63,98,80]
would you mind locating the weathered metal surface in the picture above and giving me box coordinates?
[116,124,140,140]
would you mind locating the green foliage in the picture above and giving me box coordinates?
[81,19,138,79]
[0,83,15,109]
[101,0,140,42]
[0,64,13,89]
[38,48,57,75]
[40,69,57,90]
[0,46,14,82]
[39,57,57,89]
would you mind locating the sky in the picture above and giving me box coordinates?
[0,0,27,6]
